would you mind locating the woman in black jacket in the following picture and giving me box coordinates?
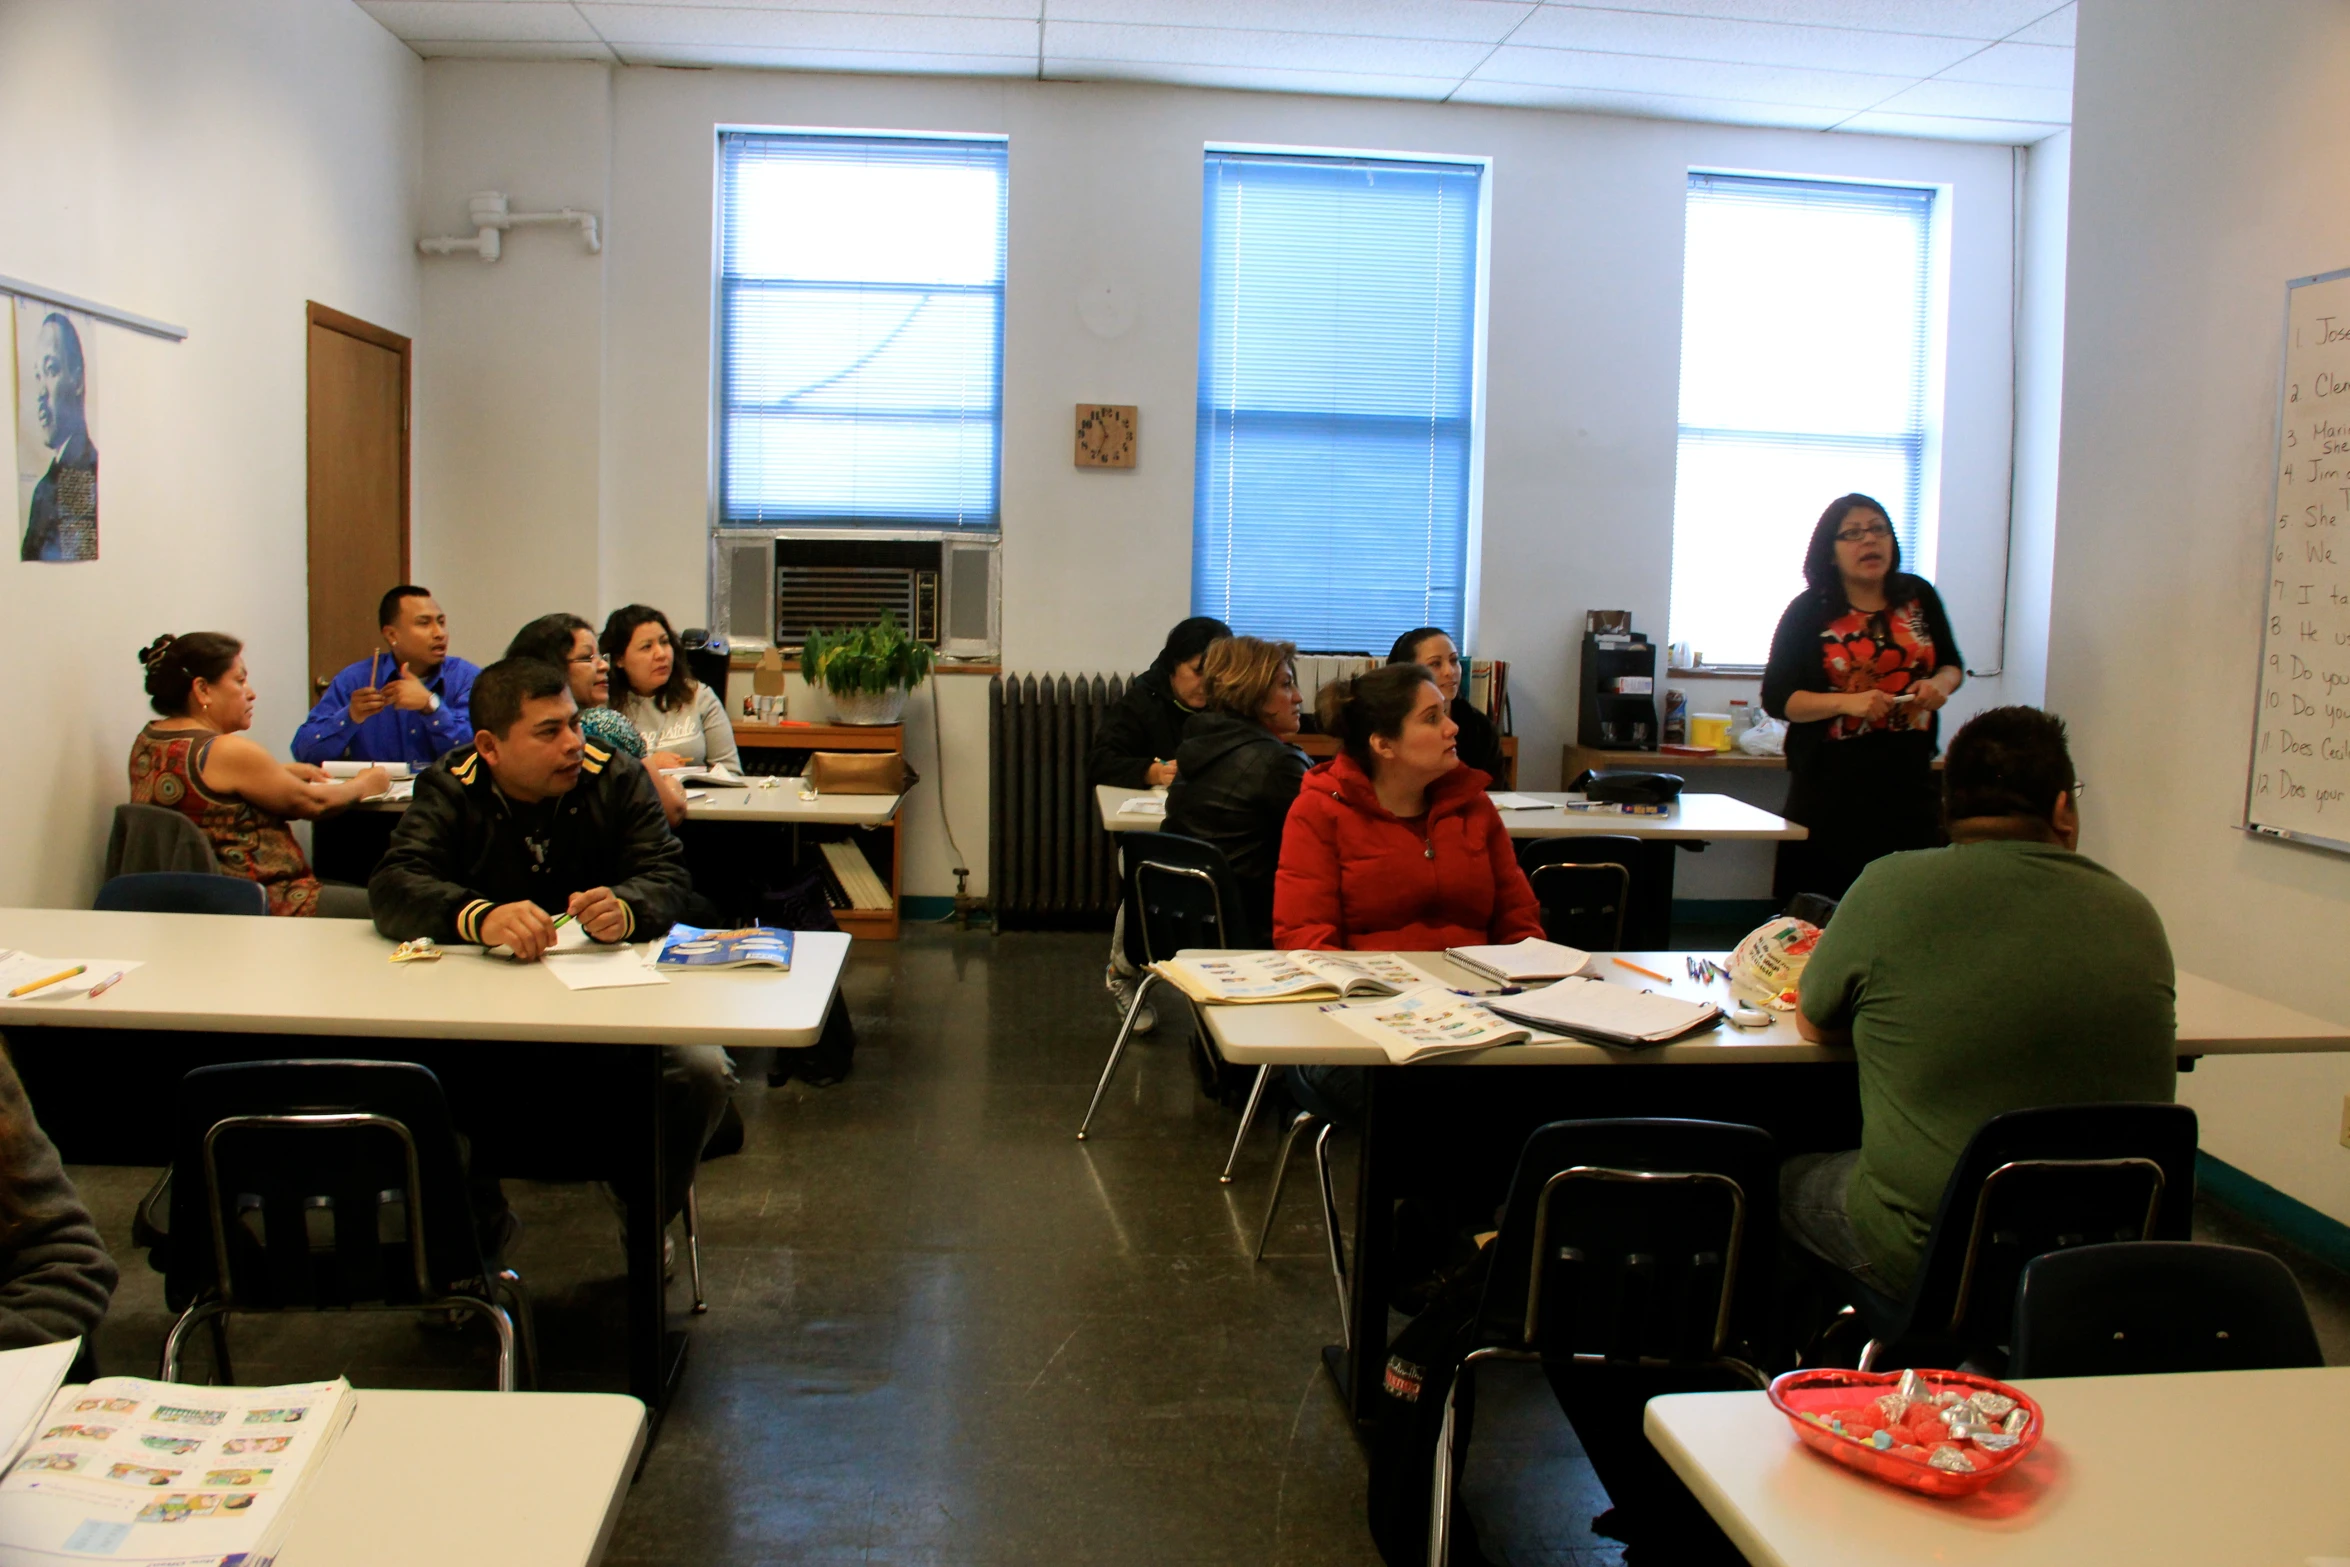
[1387,627,1505,784]
[1761,493,1964,903]
[1165,635,1309,944]
[1088,616,1232,790]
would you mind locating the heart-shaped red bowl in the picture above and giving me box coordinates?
[1767,1368,2044,1498]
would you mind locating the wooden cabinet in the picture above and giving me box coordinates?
[732,722,903,940]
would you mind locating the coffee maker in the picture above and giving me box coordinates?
[1576,612,1658,751]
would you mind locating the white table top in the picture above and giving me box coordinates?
[1195,950,2350,1067]
[1646,1366,2350,1567]
[277,1388,643,1567]
[0,908,850,1049]
[358,786,899,827]
[1095,784,1803,841]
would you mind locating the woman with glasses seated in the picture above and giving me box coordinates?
[506,613,689,827]
[1761,493,1965,903]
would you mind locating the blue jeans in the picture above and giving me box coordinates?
[1778,1148,1887,1292]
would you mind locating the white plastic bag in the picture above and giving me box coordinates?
[1736,716,1787,757]
[1727,916,1822,1010]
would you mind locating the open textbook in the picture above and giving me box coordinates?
[1320,986,1534,1064]
[1148,951,1429,1005]
[0,1363,354,1565]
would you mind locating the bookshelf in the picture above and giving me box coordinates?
[732,721,903,940]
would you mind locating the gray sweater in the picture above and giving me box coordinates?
[0,1048,116,1348]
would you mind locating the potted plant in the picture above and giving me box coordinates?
[799,612,934,724]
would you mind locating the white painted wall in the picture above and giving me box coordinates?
[2002,131,2071,706]
[0,0,420,908]
[2054,0,2350,1219]
[413,63,2037,901]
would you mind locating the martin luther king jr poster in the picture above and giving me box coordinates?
[15,300,97,562]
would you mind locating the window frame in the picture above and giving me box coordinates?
[1190,142,1493,655]
[1666,168,1950,673]
[706,125,1010,542]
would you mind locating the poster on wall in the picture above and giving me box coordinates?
[14,299,98,562]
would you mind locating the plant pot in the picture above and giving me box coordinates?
[823,685,909,725]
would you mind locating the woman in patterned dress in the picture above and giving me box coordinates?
[1761,494,1967,903]
[128,634,386,916]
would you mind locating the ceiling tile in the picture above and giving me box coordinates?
[1045,56,1458,98]
[1474,45,1911,110]
[396,35,622,60]
[2005,3,2075,47]
[1836,108,2066,143]
[608,0,1041,15]
[619,39,1036,71]
[360,0,604,43]
[1509,7,1975,76]
[1047,0,1534,44]
[1865,76,2068,122]
[1550,1,2054,42]
[1042,19,1491,76]
[582,4,1036,53]
[1933,39,2071,89]
[1450,75,1841,128]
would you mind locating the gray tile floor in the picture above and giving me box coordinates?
[63,925,2350,1565]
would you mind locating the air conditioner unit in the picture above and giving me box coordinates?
[709,534,998,658]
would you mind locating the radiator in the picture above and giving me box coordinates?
[988,674,1121,930]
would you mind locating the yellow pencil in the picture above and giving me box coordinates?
[1611,958,1673,983]
[9,965,86,998]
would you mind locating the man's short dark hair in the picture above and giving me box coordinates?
[471,657,570,741]
[379,585,433,630]
[1944,706,2076,824]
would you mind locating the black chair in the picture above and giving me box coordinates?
[154,1060,535,1391]
[1432,1118,1777,1566]
[1783,891,1840,928]
[2010,1241,2322,1377]
[1076,833,1259,1150]
[1816,1102,2199,1373]
[1519,836,1643,951]
[95,872,267,917]
[105,803,219,879]
[1250,1066,1356,1349]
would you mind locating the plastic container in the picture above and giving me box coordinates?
[1767,1368,2044,1499]
[1689,713,1732,752]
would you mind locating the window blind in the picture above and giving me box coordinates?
[1668,172,1938,667]
[717,131,1006,532]
[1193,151,1484,652]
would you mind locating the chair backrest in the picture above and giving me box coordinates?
[1123,832,1259,958]
[1783,891,1840,928]
[1478,1118,1778,1371]
[2010,1241,2322,1377]
[163,1060,489,1311]
[1902,1102,2199,1346]
[106,803,219,879]
[1527,862,1629,950]
[95,871,267,917]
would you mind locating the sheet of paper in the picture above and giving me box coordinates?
[322,760,409,780]
[0,954,144,1000]
[0,1341,79,1472]
[1485,792,1555,810]
[546,945,668,991]
[1116,796,1167,817]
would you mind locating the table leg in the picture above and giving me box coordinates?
[619,1045,689,1435]
[1335,1065,1394,1424]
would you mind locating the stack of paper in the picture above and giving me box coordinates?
[1445,938,1591,985]
[1482,976,1720,1049]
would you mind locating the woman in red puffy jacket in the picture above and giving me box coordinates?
[1275,661,1540,951]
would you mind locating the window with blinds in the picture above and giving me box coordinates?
[1192,150,1486,653]
[716,131,1006,532]
[1668,172,1941,668]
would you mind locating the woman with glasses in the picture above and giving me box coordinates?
[505,613,689,827]
[1761,493,1965,902]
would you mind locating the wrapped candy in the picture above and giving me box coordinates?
[1926,1444,1979,1474]
[2003,1407,2030,1438]
[1970,1392,2018,1421]
[1973,1432,2020,1452]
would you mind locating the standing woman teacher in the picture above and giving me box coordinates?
[1761,493,1964,903]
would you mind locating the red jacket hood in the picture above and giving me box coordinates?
[1299,752,1493,819]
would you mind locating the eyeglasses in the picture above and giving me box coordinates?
[567,653,607,667]
[2070,781,2087,800]
[1835,522,1894,542]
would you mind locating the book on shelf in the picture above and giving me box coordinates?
[1444,938,1592,986]
[0,1348,355,1566]
[1147,951,1429,1005]
[654,926,795,971]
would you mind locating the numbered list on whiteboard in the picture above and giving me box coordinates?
[2251,271,2350,843]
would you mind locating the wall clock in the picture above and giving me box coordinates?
[1074,403,1138,468]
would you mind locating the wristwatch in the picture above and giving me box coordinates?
[427,691,442,713]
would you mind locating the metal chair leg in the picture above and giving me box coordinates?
[1313,1122,1351,1353]
[1077,973,1157,1141]
[685,1183,709,1314]
[1253,1111,1317,1262]
[1858,1337,1886,1373]
[1429,1360,1468,1567]
[1220,1065,1274,1184]
[495,1269,540,1389]
[161,1298,230,1384]
[443,1296,520,1392]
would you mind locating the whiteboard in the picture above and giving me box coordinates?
[2247,266,2350,852]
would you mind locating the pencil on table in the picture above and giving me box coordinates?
[1611,958,1674,983]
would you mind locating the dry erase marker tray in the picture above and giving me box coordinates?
[1769,1367,2042,1498]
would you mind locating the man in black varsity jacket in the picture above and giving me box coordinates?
[372,657,733,1246]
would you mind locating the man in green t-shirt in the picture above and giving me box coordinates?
[1784,705,2176,1298]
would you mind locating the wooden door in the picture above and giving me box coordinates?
[306,303,410,696]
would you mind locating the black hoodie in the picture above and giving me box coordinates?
[1163,710,1309,943]
[1087,668,1197,790]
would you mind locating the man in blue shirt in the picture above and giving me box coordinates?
[293,586,480,768]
